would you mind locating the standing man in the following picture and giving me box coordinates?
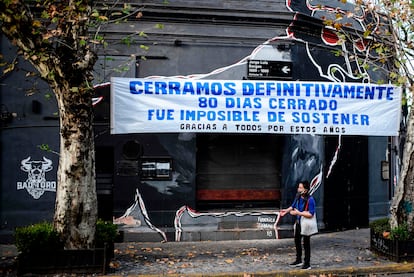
[280,180,316,270]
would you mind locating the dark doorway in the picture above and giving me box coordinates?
[196,134,282,210]
[324,136,369,230]
[95,146,114,221]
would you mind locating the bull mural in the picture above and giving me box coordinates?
[17,157,56,199]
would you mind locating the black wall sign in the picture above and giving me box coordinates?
[248,60,292,79]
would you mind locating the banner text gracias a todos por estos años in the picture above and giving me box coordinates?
[111,78,401,136]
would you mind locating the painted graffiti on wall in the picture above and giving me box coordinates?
[174,206,281,241]
[114,188,168,242]
[17,156,56,199]
[113,188,282,242]
[114,165,323,242]
[286,0,384,83]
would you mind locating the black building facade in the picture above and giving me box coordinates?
[0,0,396,242]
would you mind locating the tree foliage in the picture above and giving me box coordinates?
[334,0,414,233]
[0,0,99,249]
[1,0,97,84]
[374,0,414,234]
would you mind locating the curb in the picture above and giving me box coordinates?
[101,263,414,277]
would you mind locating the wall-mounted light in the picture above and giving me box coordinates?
[381,160,389,180]
[1,104,16,126]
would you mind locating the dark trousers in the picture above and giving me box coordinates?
[294,222,311,265]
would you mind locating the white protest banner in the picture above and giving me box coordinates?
[111,77,401,136]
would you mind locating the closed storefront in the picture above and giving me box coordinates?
[0,0,397,242]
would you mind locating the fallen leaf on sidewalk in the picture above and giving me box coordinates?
[109,261,120,269]
[125,249,137,256]
[225,259,234,264]
[240,248,259,256]
[156,257,170,264]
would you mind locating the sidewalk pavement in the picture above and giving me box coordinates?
[2,228,414,276]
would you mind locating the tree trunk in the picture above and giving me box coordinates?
[53,83,97,249]
[390,105,414,232]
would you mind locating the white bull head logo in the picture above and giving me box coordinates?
[18,156,55,199]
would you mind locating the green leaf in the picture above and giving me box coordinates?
[363,30,371,37]
[122,3,132,14]
[121,36,133,47]
[155,23,164,29]
[140,44,149,51]
[138,31,148,37]
[91,10,100,18]
[45,93,53,100]
[41,10,50,19]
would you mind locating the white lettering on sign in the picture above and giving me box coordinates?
[258,216,276,223]
[258,216,277,230]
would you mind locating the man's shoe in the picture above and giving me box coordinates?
[289,261,303,267]
[302,264,311,270]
